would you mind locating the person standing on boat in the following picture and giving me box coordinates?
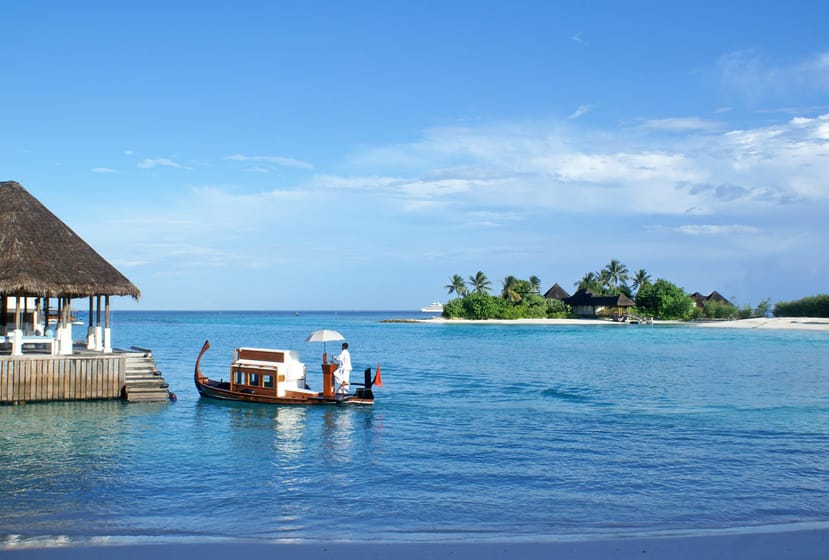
[332,342,351,395]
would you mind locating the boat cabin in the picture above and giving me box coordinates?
[230,347,315,399]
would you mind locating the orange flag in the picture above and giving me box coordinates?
[373,364,383,387]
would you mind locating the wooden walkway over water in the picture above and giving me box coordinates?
[0,346,172,404]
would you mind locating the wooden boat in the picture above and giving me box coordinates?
[194,340,379,406]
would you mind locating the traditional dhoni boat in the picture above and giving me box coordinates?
[193,340,380,406]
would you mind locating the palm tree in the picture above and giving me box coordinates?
[501,275,522,302]
[598,269,612,293]
[529,275,541,294]
[468,271,492,295]
[604,259,629,292]
[445,274,468,297]
[631,268,651,293]
[576,271,600,292]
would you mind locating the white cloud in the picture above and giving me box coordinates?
[123,149,135,156]
[341,110,829,218]
[137,158,192,170]
[571,32,588,45]
[568,104,593,119]
[225,154,313,170]
[91,167,117,174]
[673,224,760,236]
[636,117,722,132]
[717,50,829,102]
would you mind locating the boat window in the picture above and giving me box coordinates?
[234,371,245,385]
[249,372,260,386]
[263,374,274,388]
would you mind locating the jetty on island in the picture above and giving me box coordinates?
[0,181,172,404]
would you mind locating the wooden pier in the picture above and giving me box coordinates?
[0,347,172,404]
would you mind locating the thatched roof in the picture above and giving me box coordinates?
[564,289,635,308]
[0,181,140,299]
[543,283,570,300]
[691,290,731,308]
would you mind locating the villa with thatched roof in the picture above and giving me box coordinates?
[564,288,636,318]
[1,181,170,403]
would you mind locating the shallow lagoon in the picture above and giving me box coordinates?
[2,311,829,546]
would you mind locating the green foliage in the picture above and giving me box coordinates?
[445,274,468,297]
[754,298,771,317]
[468,271,492,295]
[442,298,465,318]
[441,293,562,320]
[773,294,829,317]
[702,300,738,319]
[636,279,695,320]
[545,298,571,318]
[461,293,501,319]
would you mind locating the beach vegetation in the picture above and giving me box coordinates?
[442,272,572,319]
[631,268,651,294]
[576,259,634,297]
[445,274,468,297]
[773,294,829,317]
[468,271,492,295]
[529,275,542,294]
[701,299,737,319]
[635,278,696,320]
[604,259,629,291]
[442,292,570,320]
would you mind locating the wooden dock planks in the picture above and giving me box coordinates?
[0,354,125,403]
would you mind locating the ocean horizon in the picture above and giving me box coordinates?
[2,310,829,547]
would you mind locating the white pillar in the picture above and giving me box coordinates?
[87,296,96,349]
[11,329,23,356]
[58,298,73,355]
[12,297,22,355]
[103,295,112,353]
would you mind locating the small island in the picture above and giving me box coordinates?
[436,260,828,322]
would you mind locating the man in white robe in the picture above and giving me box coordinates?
[332,342,351,395]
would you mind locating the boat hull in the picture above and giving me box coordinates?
[195,378,373,406]
[193,340,374,406]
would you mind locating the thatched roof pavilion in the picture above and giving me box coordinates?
[543,283,571,300]
[0,181,139,299]
[1,180,138,355]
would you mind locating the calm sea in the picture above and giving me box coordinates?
[2,310,829,546]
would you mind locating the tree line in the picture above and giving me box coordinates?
[441,260,779,321]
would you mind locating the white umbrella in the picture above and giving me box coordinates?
[305,329,345,356]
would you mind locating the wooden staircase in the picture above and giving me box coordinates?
[122,347,172,403]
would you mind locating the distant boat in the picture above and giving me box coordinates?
[421,302,444,313]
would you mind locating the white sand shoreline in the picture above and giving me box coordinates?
[4,527,829,559]
[416,316,829,331]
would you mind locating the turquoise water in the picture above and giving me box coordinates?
[2,311,829,545]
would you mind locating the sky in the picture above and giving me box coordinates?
[2,1,828,310]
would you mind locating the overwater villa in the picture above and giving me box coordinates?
[0,180,171,403]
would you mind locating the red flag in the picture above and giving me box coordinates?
[373,364,383,387]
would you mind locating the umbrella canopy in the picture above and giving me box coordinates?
[305,329,345,343]
[305,329,345,358]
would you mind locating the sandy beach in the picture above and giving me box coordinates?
[4,527,829,560]
[421,316,829,331]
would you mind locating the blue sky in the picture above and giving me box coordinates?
[2,1,828,310]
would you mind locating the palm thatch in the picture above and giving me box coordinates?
[0,181,140,299]
[543,283,570,300]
